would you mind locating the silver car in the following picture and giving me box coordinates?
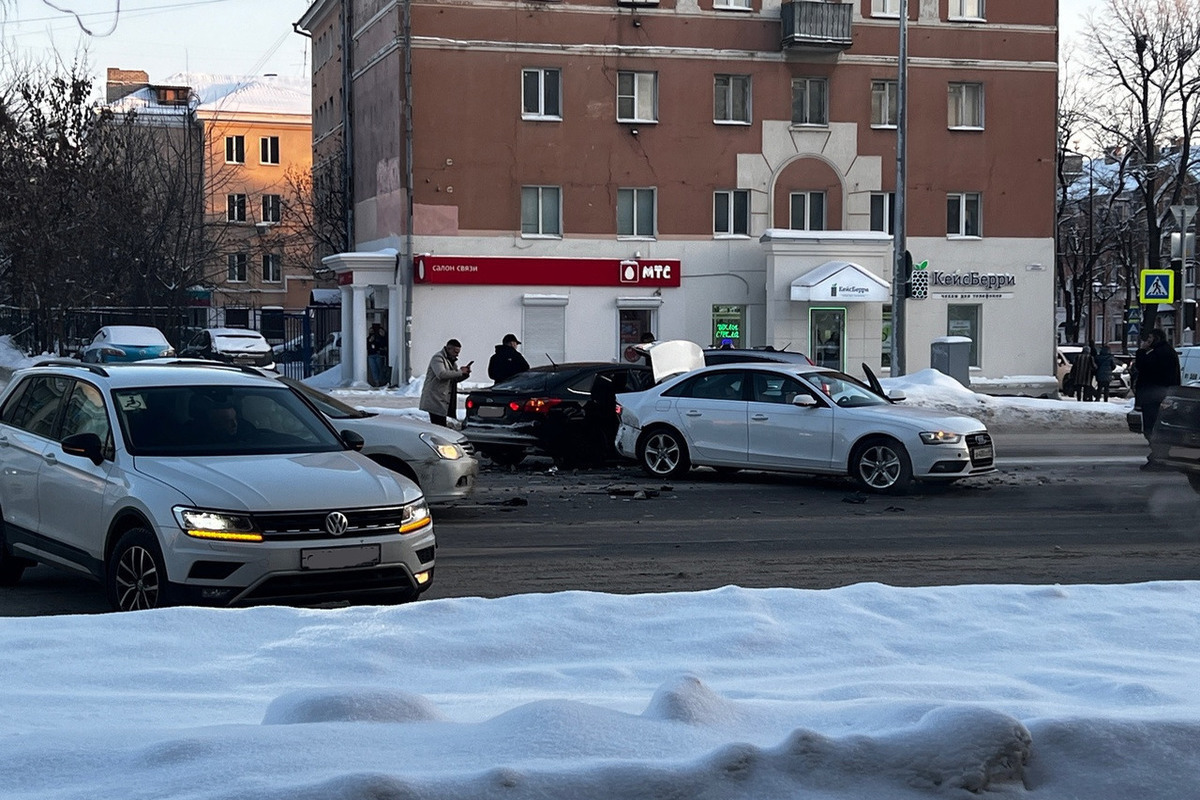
[0,361,436,610]
[615,363,995,493]
[278,376,478,504]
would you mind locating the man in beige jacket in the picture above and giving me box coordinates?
[419,338,472,426]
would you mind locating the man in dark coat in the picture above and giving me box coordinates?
[1134,328,1181,456]
[487,333,529,384]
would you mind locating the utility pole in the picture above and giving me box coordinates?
[889,0,909,376]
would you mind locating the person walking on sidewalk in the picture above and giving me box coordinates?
[1134,328,1181,467]
[1093,342,1115,402]
[420,338,472,427]
[487,333,529,384]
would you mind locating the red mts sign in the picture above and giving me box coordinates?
[414,255,681,287]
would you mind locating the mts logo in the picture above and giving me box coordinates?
[619,262,673,283]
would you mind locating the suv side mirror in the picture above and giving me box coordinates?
[61,432,105,466]
[341,429,366,452]
[792,394,819,408]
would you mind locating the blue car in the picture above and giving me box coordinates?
[79,326,176,363]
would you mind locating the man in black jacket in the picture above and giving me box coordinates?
[488,333,529,384]
[1134,328,1181,461]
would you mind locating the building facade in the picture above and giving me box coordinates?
[105,69,321,330]
[297,0,1057,385]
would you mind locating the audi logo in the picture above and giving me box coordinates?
[324,511,349,536]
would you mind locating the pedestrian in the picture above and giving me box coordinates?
[1067,343,1096,401]
[1134,328,1181,460]
[1093,341,1115,402]
[366,322,388,387]
[487,333,529,384]
[419,338,472,427]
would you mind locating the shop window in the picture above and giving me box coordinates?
[810,308,845,370]
[712,305,744,348]
[619,308,656,361]
[947,304,980,366]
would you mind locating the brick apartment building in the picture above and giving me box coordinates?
[105,69,321,331]
[297,0,1057,385]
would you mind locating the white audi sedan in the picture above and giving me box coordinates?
[615,363,995,493]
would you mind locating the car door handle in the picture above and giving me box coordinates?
[751,414,769,421]
[42,452,58,465]
[685,410,702,417]
[0,435,8,447]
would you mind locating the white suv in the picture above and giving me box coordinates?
[0,361,436,611]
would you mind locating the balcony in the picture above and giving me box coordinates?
[781,1,853,52]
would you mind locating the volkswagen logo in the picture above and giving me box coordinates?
[324,511,350,536]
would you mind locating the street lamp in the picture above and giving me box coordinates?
[1091,280,1119,345]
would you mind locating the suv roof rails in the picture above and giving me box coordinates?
[33,359,109,378]
[142,358,271,378]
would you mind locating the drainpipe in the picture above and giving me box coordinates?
[890,0,909,377]
[401,0,415,382]
[341,0,355,252]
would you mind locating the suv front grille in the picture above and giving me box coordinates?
[253,506,415,541]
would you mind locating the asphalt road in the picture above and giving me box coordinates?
[4,430,1197,617]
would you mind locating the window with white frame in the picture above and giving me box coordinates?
[226,194,246,222]
[259,136,280,165]
[870,192,895,235]
[871,80,898,127]
[224,135,244,164]
[261,194,281,223]
[227,253,248,282]
[871,0,899,16]
[948,82,984,128]
[947,192,982,237]
[714,75,751,124]
[618,188,656,238]
[522,68,561,120]
[790,78,828,126]
[714,190,750,236]
[949,0,984,20]
[262,253,281,283]
[714,0,751,8]
[789,191,826,231]
[521,186,562,236]
[617,72,657,122]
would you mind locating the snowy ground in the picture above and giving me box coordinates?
[3,336,1190,800]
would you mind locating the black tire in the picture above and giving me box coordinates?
[638,426,691,478]
[1188,473,1200,495]
[483,447,525,467]
[850,437,913,494]
[106,528,175,612]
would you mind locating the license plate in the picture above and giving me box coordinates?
[477,406,505,418]
[971,445,993,461]
[301,544,380,570]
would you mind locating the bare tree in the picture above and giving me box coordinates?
[282,146,349,273]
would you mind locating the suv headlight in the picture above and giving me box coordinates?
[918,430,963,445]
[419,432,464,460]
[174,508,263,542]
[400,499,431,534]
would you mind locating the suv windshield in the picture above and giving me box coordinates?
[115,384,346,456]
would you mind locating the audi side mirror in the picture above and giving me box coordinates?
[792,394,819,408]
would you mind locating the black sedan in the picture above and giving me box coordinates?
[463,363,655,465]
[1147,384,1200,493]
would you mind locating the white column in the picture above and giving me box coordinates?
[387,284,402,386]
[338,285,353,385]
[350,285,369,387]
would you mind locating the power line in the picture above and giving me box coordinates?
[4,0,236,34]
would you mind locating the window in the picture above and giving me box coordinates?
[226,194,246,223]
[262,253,281,283]
[225,135,244,164]
[259,136,280,164]
[227,253,248,282]
[790,78,828,126]
[871,80,898,127]
[666,370,745,401]
[871,0,899,15]
[714,190,750,236]
[224,308,250,328]
[714,75,751,124]
[0,376,71,439]
[59,382,111,449]
[617,71,657,122]
[789,191,826,231]
[261,194,281,223]
[870,192,895,234]
[950,0,984,19]
[712,305,744,348]
[947,305,981,366]
[714,0,751,8]
[948,82,984,128]
[522,68,561,119]
[618,188,656,237]
[521,186,562,236]
[947,192,982,237]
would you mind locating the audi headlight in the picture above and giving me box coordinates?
[918,430,963,445]
[419,432,464,460]
[174,508,263,542]
[400,499,432,534]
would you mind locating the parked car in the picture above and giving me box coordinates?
[463,363,659,465]
[276,375,478,504]
[314,331,343,370]
[701,347,814,366]
[78,325,175,364]
[1056,345,1129,398]
[1146,384,1200,493]
[181,327,276,370]
[615,362,996,493]
[0,360,436,610]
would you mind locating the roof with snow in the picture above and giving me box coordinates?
[106,72,310,119]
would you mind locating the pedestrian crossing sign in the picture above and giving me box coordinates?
[1139,269,1175,304]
